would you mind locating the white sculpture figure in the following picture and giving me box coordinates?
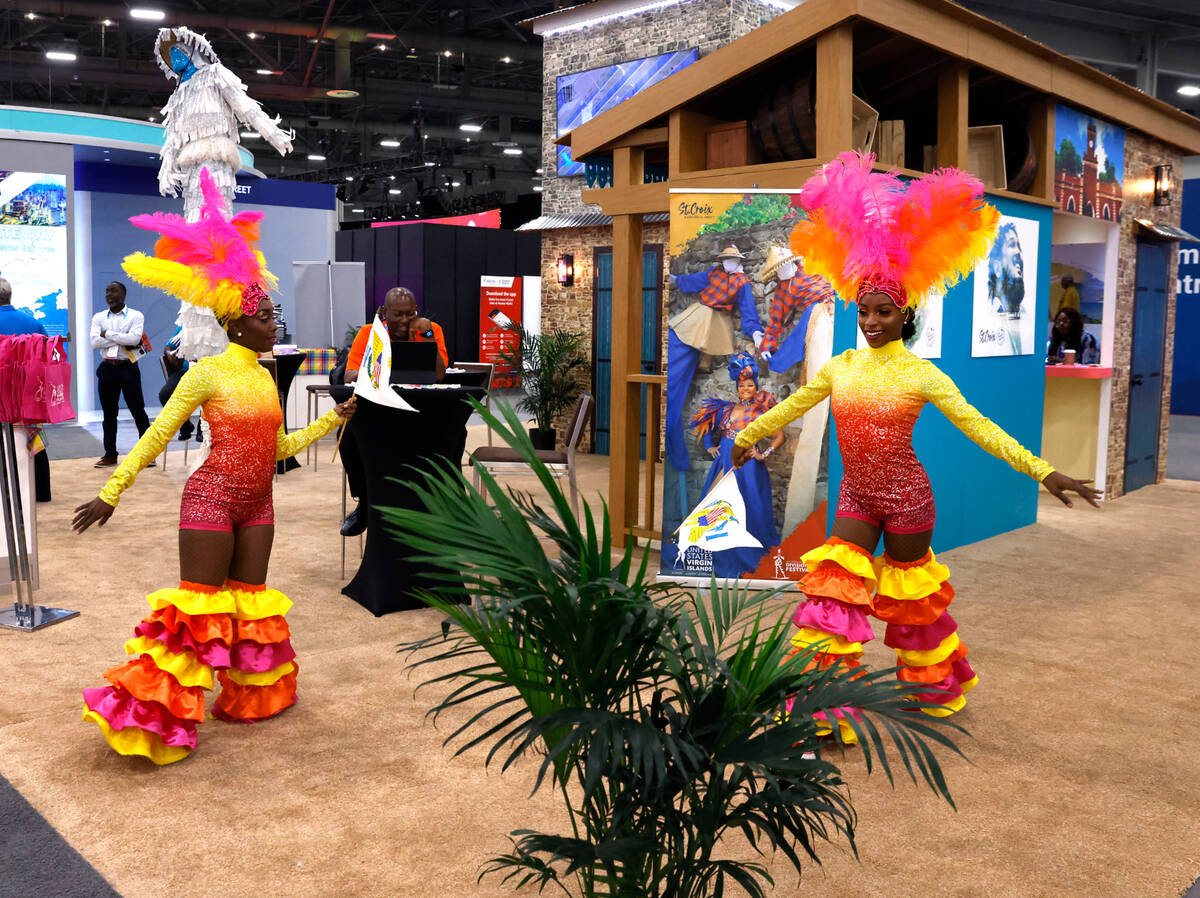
[153,26,293,358]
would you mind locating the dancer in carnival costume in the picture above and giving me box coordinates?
[690,351,784,577]
[73,169,355,764]
[154,25,294,360]
[732,152,1101,735]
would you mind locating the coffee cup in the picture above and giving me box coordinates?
[1063,349,1077,365]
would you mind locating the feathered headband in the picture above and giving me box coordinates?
[789,151,999,310]
[121,167,277,320]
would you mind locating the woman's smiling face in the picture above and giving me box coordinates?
[857,291,904,348]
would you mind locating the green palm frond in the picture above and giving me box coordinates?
[388,400,967,897]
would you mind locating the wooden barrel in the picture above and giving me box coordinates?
[1006,127,1039,195]
[752,75,817,163]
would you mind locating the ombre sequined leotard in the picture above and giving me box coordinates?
[100,342,340,529]
[734,340,1054,533]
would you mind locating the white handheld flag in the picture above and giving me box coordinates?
[676,469,763,557]
[354,318,416,411]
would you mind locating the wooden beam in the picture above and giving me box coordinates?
[582,183,669,216]
[609,212,644,538]
[669,109,719,176]
[1029,95,1057,202]
[606,126,669,151]
[937,62,969,168]
[815,23,854,158]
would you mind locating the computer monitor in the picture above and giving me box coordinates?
[389,341,438,385]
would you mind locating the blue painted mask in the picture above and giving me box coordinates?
[169,46,197,82]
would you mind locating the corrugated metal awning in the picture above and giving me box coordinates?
[1134,218,1200,242]
[515,212,670,231]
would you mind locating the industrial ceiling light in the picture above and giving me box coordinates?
[45,50,77,62]
[1178,85,1200,97]
[307,153,326,161]
[443,50,452,57]
[380,139,401,148]
[535,168,543,174]
[1154,163,1174,206]
[376,44,387,51]
[389,188,402,195]
[256,68,276,75]
[25,12,36,20]
[533,185,543,192]
[101,19,113,26]
[459,123,483,133]
[247,32,258,39]
[129,8,166,21]
[499,56,513,64]
[345,176,354,181]
[503,147,523,156]
[451,181,461,187]
[351,208,364,213]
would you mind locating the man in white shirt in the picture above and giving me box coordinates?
[90,281,152,467]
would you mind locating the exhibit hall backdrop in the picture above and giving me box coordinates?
[660,189,1053,583]
[74,163,336,420]
[0,140,75,396]
[1170,177,1200,415]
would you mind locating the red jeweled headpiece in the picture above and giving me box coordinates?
[856,273,908,309]
[241,282,268,316]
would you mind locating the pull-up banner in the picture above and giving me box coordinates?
[479,275,522,388]
[660,190,834,583]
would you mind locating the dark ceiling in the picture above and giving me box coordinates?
[1,0,560,219]
[2,0,1199,221]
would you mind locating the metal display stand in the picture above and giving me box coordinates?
[0,422,77,631]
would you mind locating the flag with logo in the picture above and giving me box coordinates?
[353,317,416,411]
[675,469,762,558]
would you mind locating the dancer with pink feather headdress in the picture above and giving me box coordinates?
[72,169,356,764]
[731,152,1101,736]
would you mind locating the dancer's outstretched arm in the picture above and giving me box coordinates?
[275,397,356,460]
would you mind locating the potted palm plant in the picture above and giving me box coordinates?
[495,323,586,450]
[384,403,966,898]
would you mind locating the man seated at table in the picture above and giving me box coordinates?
[338,287,449,536]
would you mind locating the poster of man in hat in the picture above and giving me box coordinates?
[661,190,835,584]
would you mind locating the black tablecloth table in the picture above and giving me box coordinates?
[339,385,484,615]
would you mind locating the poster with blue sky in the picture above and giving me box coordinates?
[556,48,698,176]
[1053,104,1125,221]
[0,171,68,339]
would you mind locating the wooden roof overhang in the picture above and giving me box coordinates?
[561,0,1200,217]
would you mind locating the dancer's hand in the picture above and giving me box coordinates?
[73,497,115,533]
[731,444,752,468]
[335,395,357,421]
[1041,471,1103,508]
[707,447,719,459]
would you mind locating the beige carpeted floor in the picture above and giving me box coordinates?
[2,431,1198,898]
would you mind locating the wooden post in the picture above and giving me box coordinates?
[669,109,719,176]
[937,62,969,168]
[1029,95,1058,202]
[816,23,854,159]
[609,145,645,537]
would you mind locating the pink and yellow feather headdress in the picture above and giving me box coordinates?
[789,151,999,310]
[121,167,277,320]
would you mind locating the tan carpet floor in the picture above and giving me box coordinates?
[2,431,1198,898]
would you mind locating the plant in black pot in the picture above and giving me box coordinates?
[496,323,586,450]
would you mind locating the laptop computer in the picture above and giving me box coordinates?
[389,340,438,385]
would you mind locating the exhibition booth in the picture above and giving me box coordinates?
[537,0,1200,565]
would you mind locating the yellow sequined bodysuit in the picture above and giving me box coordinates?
[734,339,1053,532]
[100,343,340,529]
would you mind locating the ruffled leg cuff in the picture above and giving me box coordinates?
[83,583,234,763]
[215,582,298,723]
[873,553,977,716]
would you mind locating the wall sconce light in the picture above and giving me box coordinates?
[1154,164,1174,206]
[556,253,575,286]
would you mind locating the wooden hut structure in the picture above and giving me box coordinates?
[555,0,1200,539]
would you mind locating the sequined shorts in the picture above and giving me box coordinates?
[835,482,935,534]
[179,479,274,532]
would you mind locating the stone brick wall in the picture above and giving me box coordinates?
[537,220,671,450]
[1106,130,1183,498]
[539,0,787,215]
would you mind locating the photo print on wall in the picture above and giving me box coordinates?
[660,190,835,583]
[1053,104,1125,222]
[972,214,1040,357]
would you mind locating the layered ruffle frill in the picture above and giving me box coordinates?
[82,580,298,764]
[873,551,977,716]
